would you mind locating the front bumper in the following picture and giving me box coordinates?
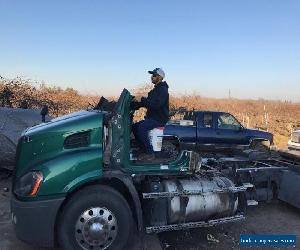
[288,140,300,150]
[11,195,64,248]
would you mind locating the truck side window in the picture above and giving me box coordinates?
[217,113,241,130]
[183,111,195,121]
[203,113,213,128]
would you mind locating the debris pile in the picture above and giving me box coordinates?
[0,108,50,170]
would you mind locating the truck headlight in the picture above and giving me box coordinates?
[14,171,43,197]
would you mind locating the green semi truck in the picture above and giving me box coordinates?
[12,89,299,250]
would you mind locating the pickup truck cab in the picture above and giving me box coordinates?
[164,111,273,151]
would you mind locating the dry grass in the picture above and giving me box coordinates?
[0,76,97,116]
[1,78,299,148]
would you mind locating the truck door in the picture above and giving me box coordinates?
[164,111,197,150]
[196,112,218,146]
[214,112,247,145]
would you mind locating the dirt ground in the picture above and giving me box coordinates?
[159,201,300,250]
[1,175,299,250]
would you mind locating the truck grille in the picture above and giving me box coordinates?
[291,132,300,143]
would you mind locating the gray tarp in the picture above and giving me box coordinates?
[0,108,50,170]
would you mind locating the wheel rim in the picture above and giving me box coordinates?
[75,207,118,250]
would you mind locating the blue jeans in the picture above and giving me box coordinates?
[132,118,162,154]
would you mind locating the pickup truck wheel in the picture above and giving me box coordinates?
[250,140,270,152]
[58,185,133,250]
[248,140,271,160]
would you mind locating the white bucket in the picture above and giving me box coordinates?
[149,127,164,152]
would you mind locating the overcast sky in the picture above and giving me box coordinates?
[0,0,299,101]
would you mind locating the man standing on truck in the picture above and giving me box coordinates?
[132,68,169,160]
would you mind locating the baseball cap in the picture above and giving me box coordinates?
[148,68,165,79]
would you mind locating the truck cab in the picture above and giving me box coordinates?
[11,89,246,250]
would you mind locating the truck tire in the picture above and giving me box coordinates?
[58,185,133,250]
[250,140,270,152]
[249,140,271,158]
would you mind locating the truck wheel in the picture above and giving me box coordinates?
[58,185,133,250]
[250,140,270,152]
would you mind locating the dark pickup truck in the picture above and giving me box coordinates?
[164,111,273,151]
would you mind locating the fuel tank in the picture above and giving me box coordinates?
[162,176,238,224]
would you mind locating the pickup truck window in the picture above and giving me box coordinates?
[183,111,196,121]
[217,113,241,130]
[203,113,213,128]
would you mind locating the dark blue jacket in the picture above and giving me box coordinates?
[141,81,169,125]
